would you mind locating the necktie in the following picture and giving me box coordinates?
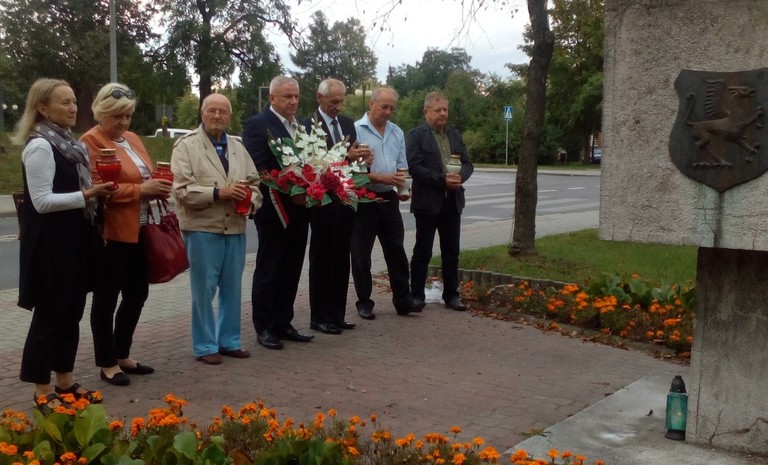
[331,119,342,144]
[215,144,228,174]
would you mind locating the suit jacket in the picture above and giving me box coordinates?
[303,111,358,150]
[80,127,154,243]
[171,125,261,234]
[406,123,474,216]
[242,107,306,225]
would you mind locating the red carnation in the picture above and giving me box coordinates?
[320,169,342,192]
[302,164,317,182]
[306,182,327,201]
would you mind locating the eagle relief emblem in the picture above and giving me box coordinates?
[669,68,768,192]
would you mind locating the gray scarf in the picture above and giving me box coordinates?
[30,120,97,220]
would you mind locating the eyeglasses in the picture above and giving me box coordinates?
[109,88,136,100]
[376,102,396,112]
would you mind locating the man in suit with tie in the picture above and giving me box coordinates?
[407,91,474,311]
[242,76,314,350]
[305,78,372,334]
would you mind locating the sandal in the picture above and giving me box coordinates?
[55,383,103,404]
[33,392,63,414]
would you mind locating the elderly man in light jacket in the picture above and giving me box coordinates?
[171,93,263,365]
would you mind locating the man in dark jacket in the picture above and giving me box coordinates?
[242,76,314,350]
[406,92,474,311]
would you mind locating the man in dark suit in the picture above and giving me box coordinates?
[304,78,372,334]
[242,76,314,349]
[406,91,474,311]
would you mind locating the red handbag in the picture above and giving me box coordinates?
[140,200,189,284]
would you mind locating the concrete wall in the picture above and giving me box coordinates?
[601,0,768,250]
[691,248,768,454]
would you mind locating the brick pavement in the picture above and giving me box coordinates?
[0,209,680,452]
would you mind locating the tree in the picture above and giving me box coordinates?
[509,0,554,256]
[546,0,604,162]
[290,11,377,116]
[387,48,480,97]
[0,0,156,128]
[155,0,291,110]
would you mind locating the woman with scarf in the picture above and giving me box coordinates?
[13,78,115,410]
[81,83,171,386]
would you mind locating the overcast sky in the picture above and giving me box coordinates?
[267,0,531,81]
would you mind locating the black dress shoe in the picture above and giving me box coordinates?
[395,307,411,316]
[340,321,356,330]
[358,308,375,320]
[310,322,343,334]
[101,369,130,386]
[410,299,426,313]
[257,330,284,349]
[445,297,467,311]
[120,363,154,375]
[279,326,315,342]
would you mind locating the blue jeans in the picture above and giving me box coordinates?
[183,231,246,357]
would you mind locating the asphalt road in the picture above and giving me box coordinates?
[0,172,600,290]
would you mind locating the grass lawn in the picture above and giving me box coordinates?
[457,229,697,286]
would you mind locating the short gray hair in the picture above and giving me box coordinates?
[371,86,399,102]
[423,91,447,110]
[318,79,345,95]
[270,76,299,93]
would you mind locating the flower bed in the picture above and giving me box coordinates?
[461,273,695,357]
[0,395,606,465]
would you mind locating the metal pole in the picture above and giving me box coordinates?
[0,83,5,133]
[109,0,117,82]
[505,119,509,165]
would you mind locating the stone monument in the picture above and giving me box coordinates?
[602,0,768,455]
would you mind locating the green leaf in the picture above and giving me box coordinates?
[74,404,109,447]
[41,418,63,443]
[82,443,107,463]
[173,431,200,460]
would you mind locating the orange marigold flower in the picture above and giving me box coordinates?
[595,460,606,465]
[349,415,361,426]
[23,451,35,459]
[646,330,654,338]
[77,458,87,465]
[452,453,467,465]
[109,420,124,432]
[221,405,235,419]
[478,446,501,461]
[0,443,18,456]
[59,452,77,463]
[131,418,145,437]
[547,449,559,459]
[327,409,337,417]
[450,426,462,434]
[58,393,76,404]
[29,461,40,465]
[561,451,572,458]
[346,447,360,457]
[370,413,377,423]
[510,449,528,461]
[472,437,485,446]
[656,330,665,338]
[313,412,325,429]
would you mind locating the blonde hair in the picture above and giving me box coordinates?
[11,78,71,145]
[91,82,137,122]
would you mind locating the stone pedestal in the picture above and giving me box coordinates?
[602,0,768,456]
[688,248,768,454]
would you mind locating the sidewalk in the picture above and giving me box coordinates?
[0,171,763,463]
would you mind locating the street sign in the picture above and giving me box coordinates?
[504,105,513,121]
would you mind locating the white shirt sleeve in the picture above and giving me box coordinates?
[22,138,87,213]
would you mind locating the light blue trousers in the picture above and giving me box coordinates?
[183,231,246,357]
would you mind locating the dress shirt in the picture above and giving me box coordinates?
[22,138,87,213]
[317,108,342,144]
[270,107,298,138]
[354,112,407,193]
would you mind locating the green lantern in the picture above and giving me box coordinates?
[664,375,688,440]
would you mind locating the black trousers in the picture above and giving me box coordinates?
[350,191,413,313]
[20,292,86,384]
[252,206,309,333]
[410,196,461,302]
[90,239,149,368]
[309,201,354,325]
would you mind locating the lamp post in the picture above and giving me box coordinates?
[257,86,270,111]
[109,0,117,81]
[355,84,372,111]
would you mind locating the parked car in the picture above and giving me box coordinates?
[591,148,602,164]
[150,128,191,138]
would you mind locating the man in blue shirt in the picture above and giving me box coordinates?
[351,87,424,319]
